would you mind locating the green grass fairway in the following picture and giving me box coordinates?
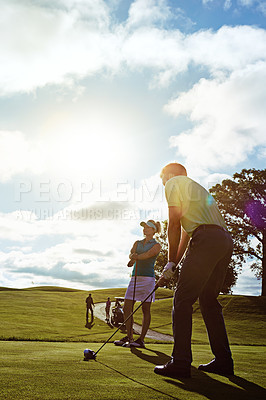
[135,295,266,346]
[0,287,265,399]
[0,342,265,400]
[1,287,265,346]
[0,286,172,342]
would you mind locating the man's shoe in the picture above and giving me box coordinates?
[154,360,191,379]
[198,359,234,375]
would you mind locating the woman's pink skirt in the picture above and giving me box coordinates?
[124,276,155,302]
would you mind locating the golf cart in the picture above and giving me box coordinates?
[111,297,124,327]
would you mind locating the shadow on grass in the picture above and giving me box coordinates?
[131,347,171,365]
[151,322,172,330]
[85,322,95,329]
[68,321,119,340]
[164,367,266,400]
[97,360,178,400]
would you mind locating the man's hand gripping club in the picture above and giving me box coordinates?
[157,261,178,287]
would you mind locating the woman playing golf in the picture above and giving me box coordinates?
[114,220,161,348]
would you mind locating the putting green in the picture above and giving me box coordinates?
[0,341,265,400]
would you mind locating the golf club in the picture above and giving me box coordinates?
[83,282,159,361]
[130,260,138,339]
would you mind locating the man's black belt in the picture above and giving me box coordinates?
[193,224,227,236]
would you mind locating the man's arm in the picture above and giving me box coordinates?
[175,228,190,264]
[167,206,182,264]
[157,207,190,286]
[168,206,190,264]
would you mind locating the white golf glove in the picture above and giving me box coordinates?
[162,262,176,280]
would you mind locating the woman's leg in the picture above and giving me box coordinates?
[139,301,151,341]
[123,299,135,341]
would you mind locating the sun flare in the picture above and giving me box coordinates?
[44,113,135,180]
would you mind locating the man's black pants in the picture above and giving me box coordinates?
[172,226,233,366]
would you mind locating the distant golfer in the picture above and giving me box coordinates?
[86,293,94,324]
[105,297,111,323]
[154,163,234,379]
[114,220,161,348]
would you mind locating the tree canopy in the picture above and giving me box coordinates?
[210,168,266,296]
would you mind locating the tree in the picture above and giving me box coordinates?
[154,220,237,293]
[210,169,266,296]
[154,221,177,290]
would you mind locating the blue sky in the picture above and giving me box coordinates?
[0,0,265,295]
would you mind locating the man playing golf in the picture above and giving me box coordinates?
[155,162,234,379]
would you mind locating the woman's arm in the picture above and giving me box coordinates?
[129,241,138,259]
[128,241,138,267]
[131,243,161,261]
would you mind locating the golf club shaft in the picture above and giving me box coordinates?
[132,261,137,303]
[94,283,158,356]
[130,260,138,338]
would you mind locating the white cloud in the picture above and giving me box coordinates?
[7,0,111,30]
[1,240,133,289]
[0,0,120,95]
[237,0,255,6]
[127,0,172,28]
[0,206,140,289]
[1,1,266,95]
[258,147,266,158]
[202,173,232,190]
[165,61,266,171]
[224,0,232,10]
[0,245,131,290]
[202,0,214,4]
[185,26,266,74]
[257,1,266,15]
[232,261,261,296]
[0,113,141,182]
[122,27,188,87]
[0,131,46,182]
[0,172,168,289]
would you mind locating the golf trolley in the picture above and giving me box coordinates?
[110,297,125,327]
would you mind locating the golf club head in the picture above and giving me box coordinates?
[83,349,97,361]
